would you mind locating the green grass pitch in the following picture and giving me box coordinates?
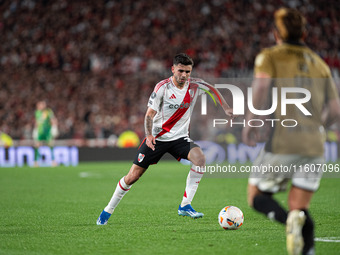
[0,161,339,255]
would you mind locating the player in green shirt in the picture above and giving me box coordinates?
[33,100,58,166]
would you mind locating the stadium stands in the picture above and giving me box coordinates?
[0,0,339,141]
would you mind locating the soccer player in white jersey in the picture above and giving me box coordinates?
[97,53,233,225]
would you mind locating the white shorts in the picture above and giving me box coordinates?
[248,150,324,193]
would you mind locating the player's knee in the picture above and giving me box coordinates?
[247,185,262,208]
[125,174,138,185]
[188,147,206,167]
[250,191,273,208]
[247,193,255,208]
[252,194,268,209]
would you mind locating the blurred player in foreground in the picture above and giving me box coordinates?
[97,53,233,225]
[33,100,58,167]
[242,8,340,255]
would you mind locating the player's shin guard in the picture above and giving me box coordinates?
[253,193,288,224]
[180,165,204,207]
[104,176,131,214]
[301,209,315,255]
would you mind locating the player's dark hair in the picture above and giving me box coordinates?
[274,8,306,41]
[173,53,194,66]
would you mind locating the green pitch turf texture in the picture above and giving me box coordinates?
[0,161,339,255]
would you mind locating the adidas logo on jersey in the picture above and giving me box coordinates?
[169,94,176,99]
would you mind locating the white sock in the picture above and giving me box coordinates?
[181,165,204,207]
[104,176,131,214]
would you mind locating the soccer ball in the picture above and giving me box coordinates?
[218,206,244,230]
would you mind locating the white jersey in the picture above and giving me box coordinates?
[147,77,214,141]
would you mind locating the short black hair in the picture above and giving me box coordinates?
[274,8,306,41]
[173,53,194,66]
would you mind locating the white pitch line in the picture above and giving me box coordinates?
[79,172,102,178]
[314,237,340,243]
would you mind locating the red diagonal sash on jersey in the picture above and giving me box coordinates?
[155,87,191,138]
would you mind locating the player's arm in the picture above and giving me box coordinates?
[242,72,272,146]
[212,89,234,118]
[144,107,157,151]
[196,78,233,118]
[322,97,340,128]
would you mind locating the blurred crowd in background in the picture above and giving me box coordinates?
[0,0,339,144]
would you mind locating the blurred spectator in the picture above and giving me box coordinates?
[117,130,140,148]
[0,131,13,147]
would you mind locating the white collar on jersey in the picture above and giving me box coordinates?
[171,76,189,90]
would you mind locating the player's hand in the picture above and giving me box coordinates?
[224,108,235,119]
[146,135,156,151]
[242,126,258,147]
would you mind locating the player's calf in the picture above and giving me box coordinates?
[96,176,132,225]
[301,209,315,255]
[253,193,287,224]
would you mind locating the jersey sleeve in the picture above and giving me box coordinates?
[197,82,208,96]
[190,77,210,96]
[254,50,274,77]
[147,83,164,112]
